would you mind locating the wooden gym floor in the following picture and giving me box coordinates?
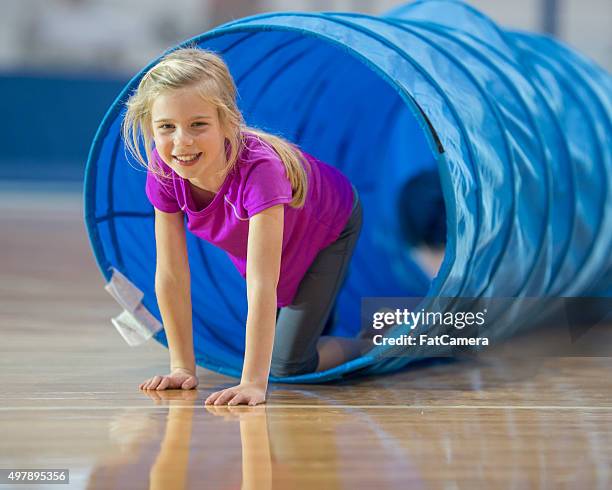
[1,185,610,489]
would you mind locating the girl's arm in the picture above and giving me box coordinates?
[242,204,284,385]
[205,204,284,405]
[152,207,195,374]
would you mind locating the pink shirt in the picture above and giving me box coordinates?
[145,132,355,307]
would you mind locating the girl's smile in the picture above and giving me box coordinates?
[172,152,203,166]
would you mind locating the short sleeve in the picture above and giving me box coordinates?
[144,152,182,213]
[242,157,293,218]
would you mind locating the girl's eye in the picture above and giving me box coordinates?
[156,122,206,130]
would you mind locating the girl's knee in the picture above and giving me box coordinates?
[269,354,319,378]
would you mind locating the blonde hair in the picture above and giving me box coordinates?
[121,46,309,208]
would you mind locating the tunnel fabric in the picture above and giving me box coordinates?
[84,0,611,383]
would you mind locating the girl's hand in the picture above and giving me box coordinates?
[139,368,198,391]
[205,382,266,406]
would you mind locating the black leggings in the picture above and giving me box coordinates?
[270,186,363,377]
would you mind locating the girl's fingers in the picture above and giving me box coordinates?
[212,390,230,405]
[156,377,169,391]
[205,391,222,405]
[228,393,247,406]
[141,374,198,391]
[148,375,162,390]
[214,389,236,406]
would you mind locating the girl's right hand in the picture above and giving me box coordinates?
[139,368,198,391]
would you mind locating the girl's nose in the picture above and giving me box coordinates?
[173,129,194,146]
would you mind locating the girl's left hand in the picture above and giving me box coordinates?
[205,382,266,406]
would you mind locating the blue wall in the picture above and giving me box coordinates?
[0,73,126,181]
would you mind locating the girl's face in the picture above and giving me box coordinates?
[151,86,227,186]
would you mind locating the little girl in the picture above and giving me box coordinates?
[123,47,367,405]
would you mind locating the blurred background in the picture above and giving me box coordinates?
[0,0,610,184]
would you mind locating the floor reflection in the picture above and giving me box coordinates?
[81,377,612,489]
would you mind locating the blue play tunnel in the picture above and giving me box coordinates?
[84,0,611,382]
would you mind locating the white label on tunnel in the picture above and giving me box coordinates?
[104,267,144,312]
[105,267,163,346]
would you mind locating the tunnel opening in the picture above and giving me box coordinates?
[200,28,448,294]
